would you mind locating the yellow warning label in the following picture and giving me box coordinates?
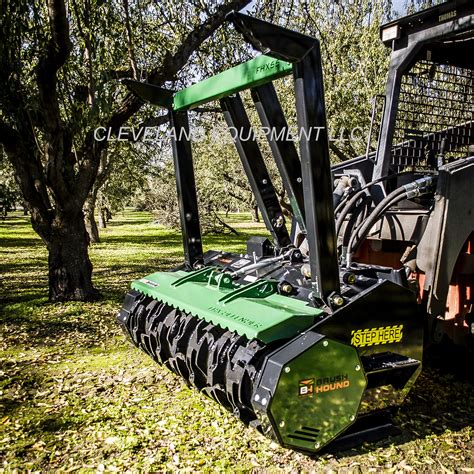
[351,325,403,347]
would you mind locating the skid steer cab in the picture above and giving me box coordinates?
[118,0,474,453]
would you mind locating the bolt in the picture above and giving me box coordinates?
[281,283,293,294]
[279,421,285,428]
[284,366,291,373]
[274,215,285,228]
[262,179,268,185]
[254,394,260,402]
[330,294,344,307]
[343,272,357,285]
[261,397,267,406]
[314,442,320,449]
[297,177,302,183]
[350,415,355,422]
[355,364,361,371]
[301,265,311,279]
[323,340,328,347]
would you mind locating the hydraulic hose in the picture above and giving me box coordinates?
[335,172,406,239]
[335,189,368,238]
[345,187,405,266]
[345,176,436,266]
[340,195,372,264]
[334,187,354,215]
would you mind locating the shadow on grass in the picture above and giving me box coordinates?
[100,232,257,249]
[106,217,153,227]
[0,359,46,417]
[0,307,118,349]
[0,217,31,226]
[35,414,78,434]
[0,292,48,306]
[0,239,43,248]
[0,260,47,274]
[0,356,85,462]
[101,235,182,247]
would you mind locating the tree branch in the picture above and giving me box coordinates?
[102,0,251,138]
[330,142,350,162]
[122,0,138,79]
[76,0,250,200]
[101,68,147,82]
[0,119,53,239]
[37,0,72,123]
[36,0,74,207]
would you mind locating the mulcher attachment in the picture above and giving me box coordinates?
[118,290,267,424]
[117,280,378,453]
[117,3,474,455]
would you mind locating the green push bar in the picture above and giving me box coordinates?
[173,55,292,111]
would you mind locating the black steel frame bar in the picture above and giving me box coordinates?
[251,83,306,233]
[227,11,316,62]
[220,94,291,249]
[293,47,340,301]
[169,110,204,268]
[227,11,341,300]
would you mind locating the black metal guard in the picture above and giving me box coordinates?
[251,83,306,234]
[220,94,291,249]
[169,110,204,268]
[122,80,203,269]
[228,12,340,301]
[125,13,342,300]
[373,1,474,189]
[227,12,315,62]
[121,79,174,107]
[388,60,473,173]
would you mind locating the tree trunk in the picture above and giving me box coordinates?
[1,0,250,302]
[84,194,100,243]
[47,210,101,301]
[98,207,106,228]
[105,207,112,222]
[251,205,260,223]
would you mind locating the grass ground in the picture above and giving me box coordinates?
[1,210,473,471]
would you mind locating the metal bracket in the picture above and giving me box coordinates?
[220,94,291,249]
[251,83,306,233]
[218,279,278,305]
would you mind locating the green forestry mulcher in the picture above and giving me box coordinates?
[118,1,474,453]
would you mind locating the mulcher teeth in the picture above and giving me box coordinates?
[117,290,268,424]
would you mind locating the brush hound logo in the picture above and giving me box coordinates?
[298,379,314,397]
[299,375,350,397]
[351,325,403,348]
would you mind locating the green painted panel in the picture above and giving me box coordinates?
[270,338,367,451]
[173,55,292,111]
[131,269,322,343]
